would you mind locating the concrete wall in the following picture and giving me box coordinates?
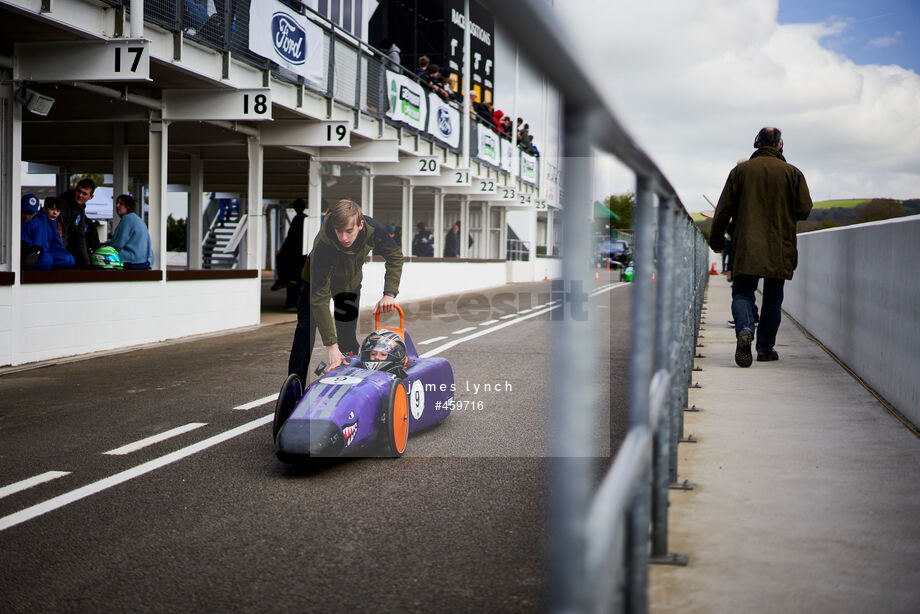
[784,215,920,426]
[362,261,509,302]
[2,278,260,366]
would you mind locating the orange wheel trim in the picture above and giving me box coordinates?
[393,384,409,453]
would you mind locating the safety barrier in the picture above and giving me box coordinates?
[480,1,709,611]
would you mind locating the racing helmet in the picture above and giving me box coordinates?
[359,329,407,374]
[91,246,124,270]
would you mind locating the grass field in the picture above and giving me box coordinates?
[811,199,871,209]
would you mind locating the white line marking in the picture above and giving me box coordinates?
[0,414,273,533]
[417,335,448,345]
[234,393,278,410]
[517,308,534,314]
[103,423,208,456]
[0,283,627,533]
[499,314,517,320]
[0,471,71,500]
[451,326,477,335]
[422,283,624,359]
[480,319,499,326]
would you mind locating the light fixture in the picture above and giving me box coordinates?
[16,86,55,116]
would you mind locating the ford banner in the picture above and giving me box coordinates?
[385,71,427,131]
[426,92,460,149]
[249,0,324,84]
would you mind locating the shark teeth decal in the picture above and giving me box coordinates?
[342,418,358,447]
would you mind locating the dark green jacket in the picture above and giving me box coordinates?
[303,215,403,346]
[710,147,813,280]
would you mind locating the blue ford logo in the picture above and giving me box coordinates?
[271,12,306,65]
[437,108,452,136]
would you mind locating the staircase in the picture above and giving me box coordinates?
[202,198,242,269]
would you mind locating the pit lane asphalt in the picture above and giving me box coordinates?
[0,272,631,613]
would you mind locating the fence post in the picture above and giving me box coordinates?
[650,196,689,566]
[548,102,596,613]
[624,175,657,613]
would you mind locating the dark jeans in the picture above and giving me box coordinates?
[731,274,784,356]
[124,262,151,270]
[287,282,361,382]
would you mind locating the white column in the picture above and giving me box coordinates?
[361,173,374,218]
[499,206,507,260]
[188,154,203,269]
[112,124,129,232]
[434,188,444,257]
[148,115,167,271]
[401,181,411,256]
[481,202,489,259]
[2,83,22,275]
[529,204,539,279]
[306,157,322,249]
[246,135,263,272]
[460,195,470,258]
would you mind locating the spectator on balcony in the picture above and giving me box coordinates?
[492,108,505,134]
[445,73,462,102]
[20,193,75,270]
[59,177,101,267]
[421,63,450,100]
[380,39,401,70]
[411,222,434,257]
[414,55,430,76]
[499,115,513,137]
[109,194,154,270]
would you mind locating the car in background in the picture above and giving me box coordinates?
[597,239,632,268]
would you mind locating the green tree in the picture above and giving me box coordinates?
[166,214,187,252]
[605,192,635,229]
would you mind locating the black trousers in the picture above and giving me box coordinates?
[287,282,361,382]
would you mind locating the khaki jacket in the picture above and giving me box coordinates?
[710,147,813,280]
[302,215,403,346]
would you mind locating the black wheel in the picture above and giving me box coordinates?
[381,379,409,457]
[273,374,303,440]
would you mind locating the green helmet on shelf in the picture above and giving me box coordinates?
[91,246,124,270]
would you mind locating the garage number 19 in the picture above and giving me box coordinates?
[326,124,348,142]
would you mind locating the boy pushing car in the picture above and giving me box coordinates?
[288,199,403,383]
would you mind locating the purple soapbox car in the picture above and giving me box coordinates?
[273,306,454,462]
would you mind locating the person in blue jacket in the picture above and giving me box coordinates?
[20,193,75,270]
[109,193,155,270]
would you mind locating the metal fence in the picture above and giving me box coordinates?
[480,1,709,612]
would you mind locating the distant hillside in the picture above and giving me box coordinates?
[693,197,918,238]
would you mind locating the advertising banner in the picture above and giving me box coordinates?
[386,71,427,131]
[249,0,325,84]
[477,125,500,166]
[426,93,461,149]
[500,138,513,173]
[521,152,538,184]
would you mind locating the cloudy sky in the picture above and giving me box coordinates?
[496,0,920,213]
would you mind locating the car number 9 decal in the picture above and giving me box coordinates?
[320,375,363,385]
[410,379,425,420]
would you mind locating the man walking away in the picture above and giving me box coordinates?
[709,127,813,367]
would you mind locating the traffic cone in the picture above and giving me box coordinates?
[595,269,601,283]
[710,262,718,275]
[543,268,549,281]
